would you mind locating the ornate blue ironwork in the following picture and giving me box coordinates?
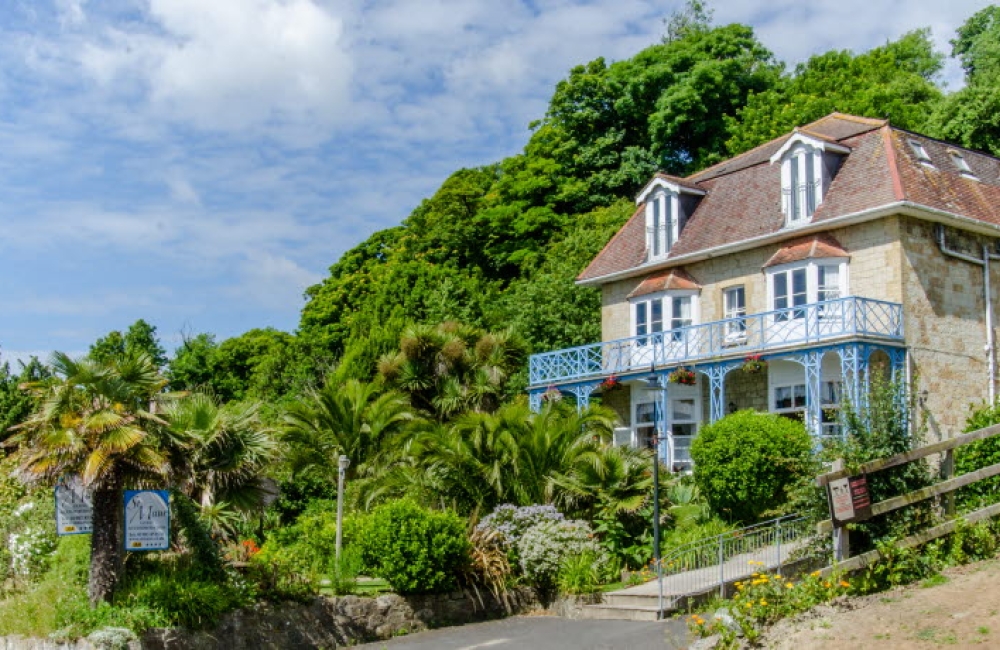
[529,296,904,388]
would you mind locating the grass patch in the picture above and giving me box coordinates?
[920,574,949,588]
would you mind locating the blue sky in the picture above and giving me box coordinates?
[0,0,991,364]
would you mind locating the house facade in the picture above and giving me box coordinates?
[527,113,1000,471]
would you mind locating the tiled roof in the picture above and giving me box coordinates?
[577,113,1000,284]
[763,234,850,268]
[627,268,702,298]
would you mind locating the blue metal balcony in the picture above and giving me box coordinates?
[528,296,904,387]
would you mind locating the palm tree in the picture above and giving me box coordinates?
[164,394,278,538]
[10,351,171,605]
[553,444,655,521]
[378,322,526,421]
[282,378,415,483]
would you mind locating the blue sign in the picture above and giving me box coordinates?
[55,476,93,535]
[123,490,170,551]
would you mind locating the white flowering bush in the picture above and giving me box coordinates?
[477,504,564,548]
[517,518,603,594]
[1,496,57,583]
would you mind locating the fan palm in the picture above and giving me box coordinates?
[164,394,278,537]
[10,351,171,605]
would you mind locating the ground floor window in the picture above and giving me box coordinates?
[771,379,842,437]
[632,382,701,471]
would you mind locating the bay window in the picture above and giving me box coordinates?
[632,292,700,342]
[767,259,849,319]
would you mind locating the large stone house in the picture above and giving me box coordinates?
[527,113,1000,471]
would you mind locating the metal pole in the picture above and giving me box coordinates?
[653,432,663,619]
[718,535,725,598]
[776,518,783,574]
[336,455,348,565]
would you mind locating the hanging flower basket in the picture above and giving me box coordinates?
[742,354,767,374]
[599,374,621,392]
[542,386,563,402]
[667,367,697,385]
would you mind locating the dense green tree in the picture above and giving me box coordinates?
[727,29,944,154]
[166,332,218,392]
[90,319,168,368]
[927,7,1000,156]
[0,355,49,441]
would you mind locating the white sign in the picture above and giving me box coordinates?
[123,490,170,551]
[55,476,93,535]
[828,477,854,523]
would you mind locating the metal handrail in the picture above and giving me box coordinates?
[528,296,904,387]
[654,513,811,611]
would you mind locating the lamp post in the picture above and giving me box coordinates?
[643,371,665,620]
[336,454,351,564]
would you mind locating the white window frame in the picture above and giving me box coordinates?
[780,144,822,226]
[723,285,747,339]
[768,357,845,438]
[766,258,849,318]
[631,291,701,341]
[645,190,680,261]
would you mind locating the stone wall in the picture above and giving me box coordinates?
[898,217,997,437]
[1,589,537,650]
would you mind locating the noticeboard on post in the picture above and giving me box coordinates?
[827,473,873,526]
[123,490,170,551]
[55,476,94,535]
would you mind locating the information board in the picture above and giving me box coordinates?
[123,490,170,551]
[55,476,93,535]
[827,473,873,526]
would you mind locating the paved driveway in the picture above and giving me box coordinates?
[353,615,691,650]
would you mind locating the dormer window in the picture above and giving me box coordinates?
[636,174,706,262]
[647,190,678,260]
[783,145,820,224]
[770,131,849,229]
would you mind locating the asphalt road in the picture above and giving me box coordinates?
[353,615,691,650]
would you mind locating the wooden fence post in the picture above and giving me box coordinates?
[941,449,956,517]
[831,459,849,563]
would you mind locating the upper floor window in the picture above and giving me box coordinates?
[646,190,679,260]
[770,132,848,229]
[948,149,977,179]
[909,139,932,165]
[633,292,699,343]
[783,145,820,225]
[723,285,746,338]
[767,259,848,321]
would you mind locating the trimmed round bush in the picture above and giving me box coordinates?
[355,499,469,595]
[690,410,813,524]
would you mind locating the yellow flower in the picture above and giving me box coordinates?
[786,583,794,589]
[839,580,850,588]
[760,599,768,606]
[823,581,832,588]
[745,602,752,609]
[811,571,821,577]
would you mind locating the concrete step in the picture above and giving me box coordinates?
[578,604,668,622]
[603,593,671,608]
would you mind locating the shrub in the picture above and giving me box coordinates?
[517,519,602,596]
[477,503,564,547]
[956,400,1000,509]
[355,499,469,595]
[1,495,57,584]
[557,551,601,595]
[690,410,813,524]
[255,500,362,580]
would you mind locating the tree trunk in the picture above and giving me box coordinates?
[89,479,123,606]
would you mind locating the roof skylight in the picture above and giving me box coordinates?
[908,139,932,165]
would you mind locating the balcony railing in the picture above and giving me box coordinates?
[528,296,903,387]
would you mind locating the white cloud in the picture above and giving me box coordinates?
[78,0,354,131]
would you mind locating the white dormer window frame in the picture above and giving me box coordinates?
[770,132,849,229]
[636,176,706,262]
[948,149,978,180]
[645,189,679,261]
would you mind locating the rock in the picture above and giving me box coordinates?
[689,634,722,650]
[713,608,743,637]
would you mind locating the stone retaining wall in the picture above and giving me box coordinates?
[1,588,537,650]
